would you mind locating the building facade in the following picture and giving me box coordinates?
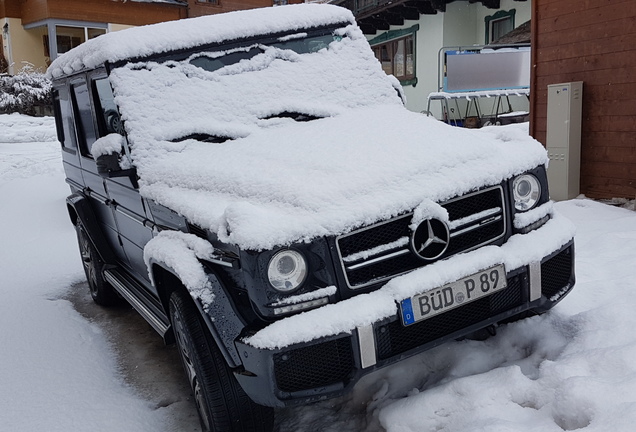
[333,0,531,113]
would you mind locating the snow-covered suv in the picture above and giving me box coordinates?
[49,5,576,432]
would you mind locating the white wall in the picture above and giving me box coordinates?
[403,15,444,113]
[366,0,532,114]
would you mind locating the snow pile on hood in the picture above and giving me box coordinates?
[129,105,548,250]
[47,4,354,78]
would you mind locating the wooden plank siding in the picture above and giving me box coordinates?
[19,0,186,26]
[0,0,23,18]
[530,0,636,199]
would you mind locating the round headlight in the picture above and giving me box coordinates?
[513,174,541,211]
[267,250,307,292]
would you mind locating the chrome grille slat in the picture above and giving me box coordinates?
[346,249,410,271]
[336,186,506,289]
[450,215,503,238]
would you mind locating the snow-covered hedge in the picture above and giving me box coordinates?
[0,64,53,116]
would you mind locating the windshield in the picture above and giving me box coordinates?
[188,33,341,73]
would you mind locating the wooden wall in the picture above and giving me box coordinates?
[19,0,186,26]
[530,0,636,199]
[0,0,23,18]
[186,0,303,18]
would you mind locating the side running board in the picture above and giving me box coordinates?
[103,268,170,337]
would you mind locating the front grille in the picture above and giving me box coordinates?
[274,337,354,393]
[375,274,523,360]
[187,222,208,239]
[337,187,506,288]
[541,246,573,299]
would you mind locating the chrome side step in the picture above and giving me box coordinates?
[103,269,170,336]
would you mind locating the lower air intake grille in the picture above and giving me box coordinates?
[274,337,353,393]
[375,275,523,360]
[541,246,574,299]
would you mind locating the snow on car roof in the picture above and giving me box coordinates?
[47,4,354,78]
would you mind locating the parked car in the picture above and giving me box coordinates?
[48,4,576,432]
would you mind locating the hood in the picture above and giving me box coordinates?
[135,104,548,250]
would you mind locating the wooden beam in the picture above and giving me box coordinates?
[359,23,378,35]
[406,0,437,15]
[383,12,406,26]
[429,0,446,12]
[391,5,421,21]
[361,17,390,31]
[480,0,501,9]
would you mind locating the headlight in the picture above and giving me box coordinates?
[267,250,307,292]
[513,174,541,211]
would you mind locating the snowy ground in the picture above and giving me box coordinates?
[1,113,636,432]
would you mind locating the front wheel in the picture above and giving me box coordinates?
[169,290,274,432]
[76,225,119,306]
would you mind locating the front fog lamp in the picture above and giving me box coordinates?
[267,250,307,292]
[513,174,541,211]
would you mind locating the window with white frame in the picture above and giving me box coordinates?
[369,25,418,86]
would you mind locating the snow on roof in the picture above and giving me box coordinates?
[47,4,354,78]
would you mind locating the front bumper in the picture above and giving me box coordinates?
[234,215,576,408]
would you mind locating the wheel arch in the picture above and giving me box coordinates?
[66,192,117,264]
[150,261,244,368]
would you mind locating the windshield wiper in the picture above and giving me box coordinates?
[171,133,231,143]
[262,111,322,122]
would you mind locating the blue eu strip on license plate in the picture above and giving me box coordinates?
[400,264,507,326]
[401,298,416,325]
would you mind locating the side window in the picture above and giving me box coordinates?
[53,85,77,151]
[71,81,98,157]
[93,78,124,137]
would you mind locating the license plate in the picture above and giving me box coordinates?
[400,264,507,326]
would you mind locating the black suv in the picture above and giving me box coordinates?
[49,5,575,432]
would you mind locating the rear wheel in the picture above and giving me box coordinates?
[76,225,120,306]
[169,290,274,432]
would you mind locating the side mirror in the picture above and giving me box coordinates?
[93,134,137,182]
[96,152,121,176]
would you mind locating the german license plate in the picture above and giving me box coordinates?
[400,264,507,326]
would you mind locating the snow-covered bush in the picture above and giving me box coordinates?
[0,64,53,116]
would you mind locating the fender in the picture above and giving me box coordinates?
[149,260,246,368]
[66,192,117,264]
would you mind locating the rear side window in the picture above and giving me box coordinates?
[71,81,98,157]
[53,86,77,151]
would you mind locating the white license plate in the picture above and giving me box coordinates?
[400,264,507,326]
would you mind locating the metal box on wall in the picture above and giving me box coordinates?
[546,82,583,201]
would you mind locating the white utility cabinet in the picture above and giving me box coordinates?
[546,81,583,201]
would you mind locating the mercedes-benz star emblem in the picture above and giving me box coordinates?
[411,218,450,260]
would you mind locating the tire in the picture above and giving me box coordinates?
[76,225,120,306]
[105,109,124,135]
[169,290,274,432]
